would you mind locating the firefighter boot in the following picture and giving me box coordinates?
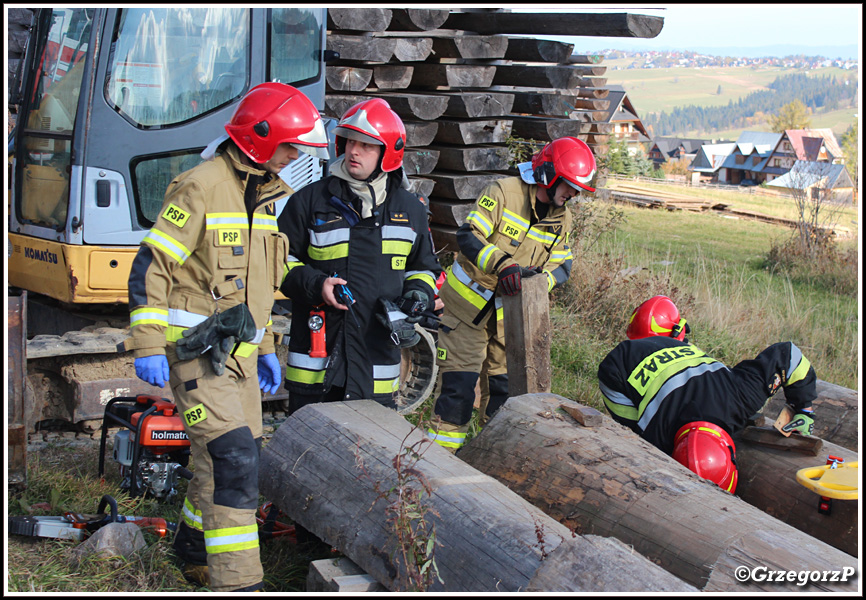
[183,564,210,587]
[427,371,478,452]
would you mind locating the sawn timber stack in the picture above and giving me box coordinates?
[324,8,665,253]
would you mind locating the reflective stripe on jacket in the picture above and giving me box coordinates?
[127,145,293,377]
[439,176,573,327]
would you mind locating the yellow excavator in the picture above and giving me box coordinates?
[8,7,436,433]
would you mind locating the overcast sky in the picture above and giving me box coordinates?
[509,4,862,57]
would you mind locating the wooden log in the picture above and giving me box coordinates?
[410,65,497,90]
[392,37,434,62]
[511,91,581,117]
[504,37,574,64]
[560,404,604,427]
[327,34,395,62]
[326,66,372,92]
[259,401,694,592]
[326,93,450,121]
[425,172,508,200]
[428,199,472,227]
[430,35,509,60]
[388,9,450,32]
[761,380,858,452]
[567,54,605,64]
[407,177,435,198]
[493,65,606,90]
[328,8,392,32]
[429,224,458,253]
[510,117,588,142]
[443,12,665,39]
[402,148,440,176]
[434,119,513,145]
[503,275,551,395]
[732,430,858,557]
[371,65,414,90]
[403,120,439,147]
[490,85,610,100]
[431,145,511,172]
[307,557,387,592]
[439,92,515,118]
[738,425,823,456]
[459,393,859,592]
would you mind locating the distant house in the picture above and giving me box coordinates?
[763,129,845,183]
[688,142,737,183]
[718,131,782,185]
[596,85,652,155]
[649,137,712,169]
[766,160,855,204]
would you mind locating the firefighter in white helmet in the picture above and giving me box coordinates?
[427,137,597,452]
[127,82,329,591]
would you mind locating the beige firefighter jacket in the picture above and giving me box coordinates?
[439,176,573,327]
[126,145,293,378]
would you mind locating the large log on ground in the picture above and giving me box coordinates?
[459,393,858,592]
[444,11,664,38]
[733,427,858,557]
[760,379,858,451]
[328,8,392,32]
[434,119,513,145]
[258,400,696,592]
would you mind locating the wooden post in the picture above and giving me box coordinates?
[503,269,551,397]
[258,400,697,593]
[8,291,28,490]
[459,393,858,592]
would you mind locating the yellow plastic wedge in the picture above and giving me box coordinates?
[796,461,858,500]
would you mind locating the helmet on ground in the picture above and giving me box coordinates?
[529,137,597,193]
[672,421,738,493]
[334,98,406,172]
[225,82,329,164]
[626,295,689,341]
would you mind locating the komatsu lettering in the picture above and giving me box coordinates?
[24,247,59,264]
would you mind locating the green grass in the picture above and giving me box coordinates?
[603,64,855,115]
[548,196,859,411]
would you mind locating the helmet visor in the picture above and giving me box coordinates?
[335,126,384,146]
[292,143,330,160]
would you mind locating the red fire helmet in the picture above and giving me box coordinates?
[334,98,406,172]
[530,136,597,192]
[626,295,689,341]
[672,421,738,493]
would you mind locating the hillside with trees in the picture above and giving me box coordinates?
[644,73,858,136]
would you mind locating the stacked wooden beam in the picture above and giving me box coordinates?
[324,8,664,253]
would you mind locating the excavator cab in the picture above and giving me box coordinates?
[9,7,327,309]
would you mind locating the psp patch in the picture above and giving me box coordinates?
[478,195,497,211]
[162,203,191,228]
[183,403,208,427]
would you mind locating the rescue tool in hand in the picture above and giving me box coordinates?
[8,495,175,541]
[332,273,361,329]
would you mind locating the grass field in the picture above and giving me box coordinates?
[601,62,858,138]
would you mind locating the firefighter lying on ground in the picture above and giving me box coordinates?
[127,83,330,592]
[426,137,597,452]
[597,295,817,493]
[277,97,442,415]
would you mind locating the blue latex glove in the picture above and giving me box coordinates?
[134,355,170,388]
[258,353,282,395]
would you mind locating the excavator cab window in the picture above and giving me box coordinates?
[269,8,322,87]
[17,8,91,230]
[104,8,251,128]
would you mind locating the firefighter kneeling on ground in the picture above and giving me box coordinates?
[597,295,818,493]
[427,137,597,452]
[126,83,329,592]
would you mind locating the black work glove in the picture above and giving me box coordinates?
[376,298,421,348]
[396,290,429,324]
[498,264,541,296]
[175,304,257,375]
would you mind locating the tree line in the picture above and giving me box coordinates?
[643,73,858,136]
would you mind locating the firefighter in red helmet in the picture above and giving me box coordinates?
[128,82,329,591]
[276,97,441,414]
[598,296,817,493]
[427,137,596,452]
